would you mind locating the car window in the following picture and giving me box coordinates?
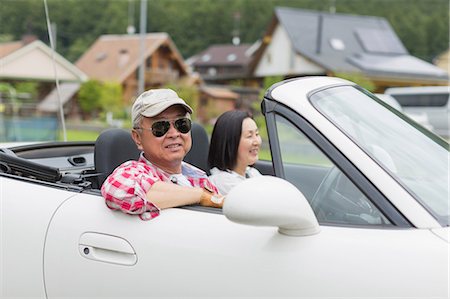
[275,114,391,226]
[310,86,449,226]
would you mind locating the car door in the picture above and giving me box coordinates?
[1,176,76,298]
[43,190,447,298]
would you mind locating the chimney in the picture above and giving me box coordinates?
[21,34,38,45]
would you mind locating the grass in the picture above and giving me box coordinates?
[59,129,101,141]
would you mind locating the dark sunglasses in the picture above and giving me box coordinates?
[137,117,192,137]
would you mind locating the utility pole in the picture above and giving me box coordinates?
[127,0,136,34]
[138,0,147,95]
[232,11,241,46]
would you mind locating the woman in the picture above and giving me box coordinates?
[208,110,262,195]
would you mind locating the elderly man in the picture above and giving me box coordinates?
[101,89,223,220]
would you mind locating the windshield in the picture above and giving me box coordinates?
[310,85,449,226]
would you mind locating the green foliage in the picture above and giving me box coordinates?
[98,81,123,117]
[78,80,124,119]
[1,0,447,63]
[14,82,39,99]
[334,73,376,92]
[164,83,199,120]
[78,80,102,114]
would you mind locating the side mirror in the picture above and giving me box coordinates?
[223,176,320,237]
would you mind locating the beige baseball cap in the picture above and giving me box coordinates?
[131,88,193,123]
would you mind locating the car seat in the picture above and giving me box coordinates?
[94,122,210,188]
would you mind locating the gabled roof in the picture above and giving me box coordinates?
[256,7,447,81]
[200,85,239,99]
[76,33,188,83]
[0,41,24,59]
[191,44,254,67]
[37,82,81,112]
[0,40,87,82]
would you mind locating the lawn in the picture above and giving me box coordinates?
[59,129,101,141]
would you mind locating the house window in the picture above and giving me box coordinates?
[208,67,217,76]
[96,52,107,62]
[227,54,237,62]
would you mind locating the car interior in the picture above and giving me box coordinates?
[0,123,392,225]
[0,122,275,192]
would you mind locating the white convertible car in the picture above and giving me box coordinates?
[1,77,448,298]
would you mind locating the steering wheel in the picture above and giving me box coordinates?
[310,167,382,225]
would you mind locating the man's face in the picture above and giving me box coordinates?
[133,105,192,173]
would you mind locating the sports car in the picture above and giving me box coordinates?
[1,76,448,298]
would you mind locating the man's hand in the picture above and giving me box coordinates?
[199,188,224,208]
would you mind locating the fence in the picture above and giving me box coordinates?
[0,115,59,142]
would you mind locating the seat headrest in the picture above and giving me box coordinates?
[94,128,140,187]
[94,123,210,188]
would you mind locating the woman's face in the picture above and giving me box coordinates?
[236,117,262,170]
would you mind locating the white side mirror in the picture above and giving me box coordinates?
[223,176,320,237]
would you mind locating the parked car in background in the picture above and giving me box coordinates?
[1,77,448,298]
[385,86,450,138]
[375,93,434,131]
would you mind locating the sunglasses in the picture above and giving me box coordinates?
[137,117,192,137]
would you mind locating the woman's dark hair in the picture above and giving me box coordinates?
[208,110,252,171]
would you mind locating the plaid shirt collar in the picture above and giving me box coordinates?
[138,153,207,179]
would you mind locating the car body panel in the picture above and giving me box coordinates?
[1,177,75,298]
[43,192,448,298]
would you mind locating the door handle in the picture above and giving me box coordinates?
[79,232,137,266]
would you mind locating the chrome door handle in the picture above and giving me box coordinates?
[79,232,137,266]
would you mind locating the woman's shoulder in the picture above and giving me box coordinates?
[247,166,262,177]
[209,167,232,178]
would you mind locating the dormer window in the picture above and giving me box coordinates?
[96,52,107,62]
[227,54,237,62]
[330,38,345,51]
[202,54,211,62]
[118,49,129,68]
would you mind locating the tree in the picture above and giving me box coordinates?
[78,80,102,118]
[99,82,124,118]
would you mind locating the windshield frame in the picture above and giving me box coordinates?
[308,85,449,227]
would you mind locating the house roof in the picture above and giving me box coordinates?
[191,44,254,67]
[434,49,449,72]
[37,82,81,112]
[0,40,87,82]
[76,33,188,83]
[200,85,239,99]
[260,7,447,81]
[0,41,24,59]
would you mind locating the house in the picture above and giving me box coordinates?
[0,36,87,114]
[251,7,448,91]
[188,44,262,123]
[76,33,189,103]
[0,36,87,98]
[188,43,259,85]
[434,49,449,72]
[197,85,239,123]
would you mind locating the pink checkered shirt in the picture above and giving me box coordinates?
[101,153,218,220]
